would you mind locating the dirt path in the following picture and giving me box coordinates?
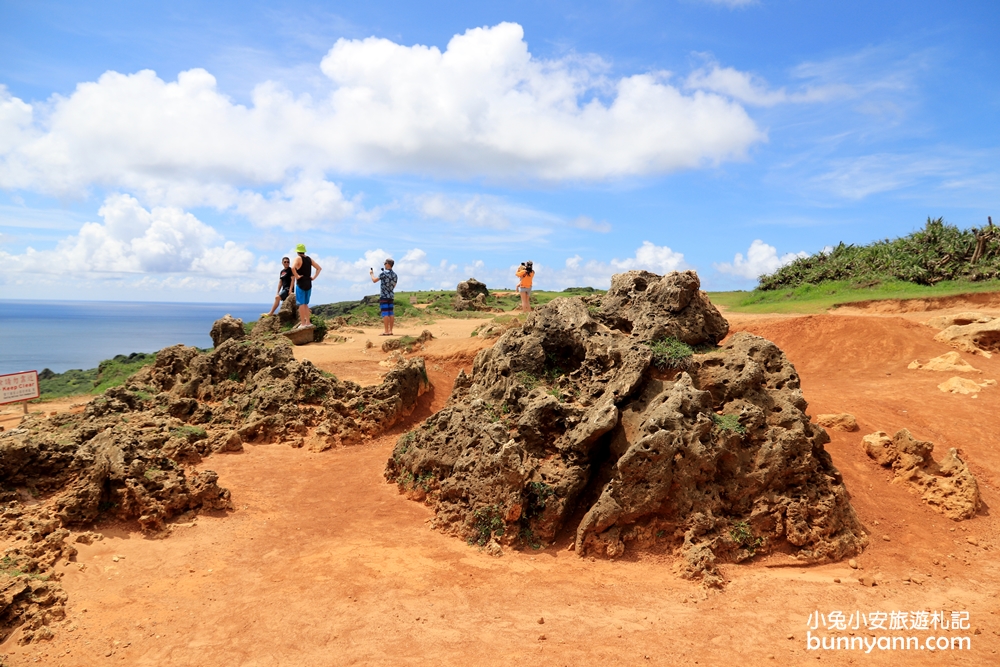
[4,309,1000,665]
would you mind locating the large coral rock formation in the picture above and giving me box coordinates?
[0,319,429,643]
[862,429,980,520]
[386,270,866,582]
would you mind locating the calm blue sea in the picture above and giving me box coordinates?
[0,300,267,375]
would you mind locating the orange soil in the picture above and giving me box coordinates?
[3,308,1000,666]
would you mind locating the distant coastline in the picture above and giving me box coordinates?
[0,299,266,375]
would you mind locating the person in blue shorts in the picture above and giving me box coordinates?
[370,258,398,336]
[291,244,322,330]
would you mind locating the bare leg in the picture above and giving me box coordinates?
[388,315,395,335]
[266,295,280,316]
[298,304,310,328]
[520,290,530,312]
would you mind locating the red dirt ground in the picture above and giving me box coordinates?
[2,309,999,666]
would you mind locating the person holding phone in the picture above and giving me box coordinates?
[370,258,398,335]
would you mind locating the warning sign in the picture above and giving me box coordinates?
[0,371,40,405]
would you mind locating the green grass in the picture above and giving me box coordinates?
[36,352,156,400]
[712,413,746,435]
[645,337,694,369]
[708,278,1000,314]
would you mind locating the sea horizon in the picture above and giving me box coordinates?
[0,299,273,375]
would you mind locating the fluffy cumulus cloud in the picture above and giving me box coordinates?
[0,194,256,278]
[234,174,356,230]
[557,241,688,288]
[307,246,461,292]
[0,22,764,206]
[714,239,808,279]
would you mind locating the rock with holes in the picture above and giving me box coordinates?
[209,314,246,348]
[386,270,866,585]
[933,319,1000,357]
[863,429,980,520]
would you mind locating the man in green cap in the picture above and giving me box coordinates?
[291,244,322,329]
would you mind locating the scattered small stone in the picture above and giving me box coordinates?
[833,578,841,583]
[858,576,877,587]
[882,535,891,542]
[537,618,544,625]
[787,634,794,640]
[967,536,979,546]
[538,634,547,641]
[848,559,858,569]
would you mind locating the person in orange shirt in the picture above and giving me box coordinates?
[515,261,534,312]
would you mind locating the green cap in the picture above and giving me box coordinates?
[295,243,306,253]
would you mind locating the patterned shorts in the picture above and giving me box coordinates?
[380,299,394,317]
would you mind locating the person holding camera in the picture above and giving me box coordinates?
[515,260,534,312]
[370,258,398,335]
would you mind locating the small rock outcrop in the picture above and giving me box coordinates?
[908,351,980,373]
[933,319,1000,357]
[386,270,866,584]
[862,429,980,520]
[453,278,496,312]
[815,413,859,432]
[210,314,246,347]
[937,377,996,395]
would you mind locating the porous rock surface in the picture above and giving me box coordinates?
[386,270,866,584]
[0,320,428,643]
[453,278,497,312]
[210,314,246,347]
[933,319,1000,357]
[862,429,980,520]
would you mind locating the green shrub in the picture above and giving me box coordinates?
[759,217,1000,290]
[712,413,746,435]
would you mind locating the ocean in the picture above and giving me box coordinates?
[0,300,269,375]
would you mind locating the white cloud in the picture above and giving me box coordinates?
[417,193,510,229]
[714,239,807,279]
[570,215,612,233]
[549,241,689,289]
[0,22,764,204]
[0,194,257,277]
[235,174,356,230]
[686,63,852,107]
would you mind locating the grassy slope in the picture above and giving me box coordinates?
[709,279,1000,314]
[37,352,157,400]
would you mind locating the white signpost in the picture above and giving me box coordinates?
[0,371,40,414]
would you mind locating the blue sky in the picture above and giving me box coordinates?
[1,0,997,303]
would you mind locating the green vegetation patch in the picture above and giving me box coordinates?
[645,337,694,370]
[468,505,505,546]
[760,217,1000,290]
[37,352,156,400]
[712,413,746,435]
[729,520,764,557]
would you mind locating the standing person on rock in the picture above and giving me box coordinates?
[370,258,398,336]
[516,261,534,312]
[263,257,293,317]
[292,244,322,330]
